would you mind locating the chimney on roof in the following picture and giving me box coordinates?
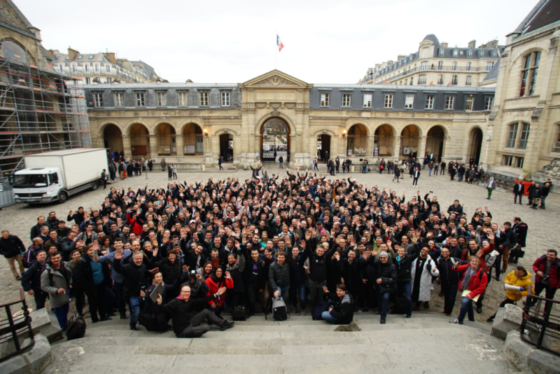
[441,42,448,48]
[105,52,116,64]
[468,40,476,48]
[67,47,79,60]
[397,55,405,60]
[480,40,498,49]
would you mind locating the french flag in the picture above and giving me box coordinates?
[277,35,284,52]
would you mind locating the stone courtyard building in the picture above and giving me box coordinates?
[85,70,495,170]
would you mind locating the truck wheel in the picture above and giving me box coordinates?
[91,181,99,191]
[58,192,68,204]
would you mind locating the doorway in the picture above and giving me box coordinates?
[317,134,331,163]
[219,134,233,162]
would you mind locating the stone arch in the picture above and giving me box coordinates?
[255,111,296,137]
[182,122,204,155]
[467,126,484,165]
[179,120,206,134]
[260,117,291,162]
[426,125,447,161]
[311,129,337,137]
[508,46,547,73]
[129,123,150,157]
[345,122,371,136]
[155,123,177,155]
[0,38,36,65]
[346,124,369,157]
[100,123,123,155]
[215,128,240,137]
[124,121,152,135]
[99,121,124,134]
[400,124,421,159]
[373,124,396,157]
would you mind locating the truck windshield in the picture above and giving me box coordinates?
[13,174,48,188]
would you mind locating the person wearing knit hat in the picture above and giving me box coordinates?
[361,249,397,324]
[379,251,389,258]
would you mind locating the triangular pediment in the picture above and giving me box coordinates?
[241,70,310,88]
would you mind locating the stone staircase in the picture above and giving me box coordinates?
[43,312,531,374]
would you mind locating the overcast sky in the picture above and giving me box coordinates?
[16,0,537,84]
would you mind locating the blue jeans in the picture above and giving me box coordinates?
[279,162,283,168]
[290,282,306,311]
[53,303,69,331]
[378,292,391,319]
[397,281,412,316]
[276,286,290,301]
[321,311,337,323]
[129,296,140,327]
[429,169,432,176]
[422,164,426,170]
[457,297,474,322]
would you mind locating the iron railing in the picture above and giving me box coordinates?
[520,294,560,356]
[0,289,34,362]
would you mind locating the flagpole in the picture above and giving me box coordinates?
[275,30,277,69]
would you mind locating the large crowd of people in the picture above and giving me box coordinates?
[0,165,557,339]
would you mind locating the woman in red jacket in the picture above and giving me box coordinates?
[205,267,233,317]
[450,256,488,324]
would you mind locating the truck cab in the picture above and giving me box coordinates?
[12,167,64,204]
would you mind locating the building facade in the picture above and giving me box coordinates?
[361,35,502,88]
[0,1,90,179]
[486,0,560,177]
[85,70,494,169]
[49,48,162,84]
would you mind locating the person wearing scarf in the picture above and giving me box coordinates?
[450,256,488,324]
[226,253,245,309]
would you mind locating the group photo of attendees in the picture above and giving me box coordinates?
[1,166,557,339]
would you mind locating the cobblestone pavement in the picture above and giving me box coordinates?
[1,165,558,323]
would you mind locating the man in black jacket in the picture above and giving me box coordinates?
[394,244,420,318]
[269,252,290,300]
[510,217,528,265]
[244,248,265,316]
[21,249,48,309]
[300,242,336,310]
[114,250,156,330]
[288,246,307,315]
[0,230,26,280]
[513,182,524,205]
[30,216,46,241]
[540,180,552,209]
[156,285,233,337]
[436,248,461,316]
[321,284,354,324]
[361,251,397,324]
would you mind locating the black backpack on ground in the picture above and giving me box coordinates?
[232,306,250,321]
[66,314,86,340]
[265,297,289,321]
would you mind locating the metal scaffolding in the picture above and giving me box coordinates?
[0,57,91,182]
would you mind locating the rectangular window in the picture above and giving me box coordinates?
[405,95,414,109]
[515,157,524,168]
[106,78,112,84]
[199,91,209,106]
[84,65,89,73]
[439,48,445,57]
[466,76,472,85]
[59,64,64,72]
[465,96,474,111]
[93,93,103,107]
[438,61,443,70]
[451,75,458,85]
[453,50,458,57]
[529,52,540,96]
[85,77,90,84]
[363,94,372,108]
[502,155,513,166]
[320,93,330,107]
[425,95,434,109]
[135,92,145,107]
[105,65,110,73]
[486,62,494,71]
[94,65,99,73]
[445,96,455,110]
[72,65,76,73]
[114,92,123,107]
[437,75,444,85]
[506,123,519,148]
[467,50,472,58]
[384,94,393,108]
[421,62,428,71]
[466,62,472,71]
[518,123,530,149]
[484,96,493,110]
[221,92,230,106]
[418,75,426,84]
[452,61,457,71]
[342,93,351,107]
[178,92,188,106]
[157,92,166,106]
[410,77,414,85]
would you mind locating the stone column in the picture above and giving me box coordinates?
[367,135,375,159]
[417,135,427,160]
[393,136,401,161]
[149,135,158,160]
[175,134,184,161]
[442,136,453,162]
[122,134,131,159]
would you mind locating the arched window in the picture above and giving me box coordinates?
[1,40,27,64]
[520,52,541,96]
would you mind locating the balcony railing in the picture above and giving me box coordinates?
[375,65,493,83]
[520,294,560,356]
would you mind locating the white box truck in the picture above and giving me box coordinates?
[12,149,108,204]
